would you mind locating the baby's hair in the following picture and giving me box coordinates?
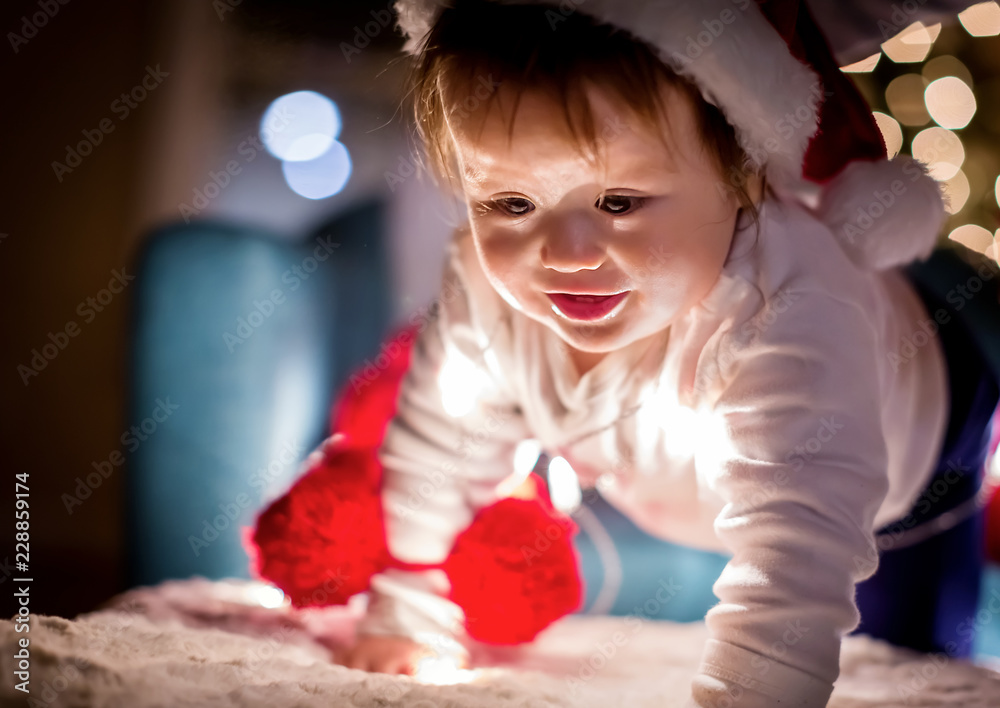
[401,0,762,231]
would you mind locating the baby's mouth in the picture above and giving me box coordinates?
[546,292,630,321]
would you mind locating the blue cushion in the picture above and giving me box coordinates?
[125,200,392,587]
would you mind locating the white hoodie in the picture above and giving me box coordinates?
[352,193,949,707]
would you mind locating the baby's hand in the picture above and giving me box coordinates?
[334,634,468,675]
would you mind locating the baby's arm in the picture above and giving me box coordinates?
[690,290,890,708]
[344,232,530,672]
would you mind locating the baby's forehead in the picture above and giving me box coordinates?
[449,82,692,176]
[453,117,684,188]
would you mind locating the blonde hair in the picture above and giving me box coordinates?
[399,0,763,230]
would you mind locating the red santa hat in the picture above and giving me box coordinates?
[393,0,947,271]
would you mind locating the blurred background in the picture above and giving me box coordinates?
[1,0,999,628]
[1,0,462,619]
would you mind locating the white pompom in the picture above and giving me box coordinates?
[815,156,947,271]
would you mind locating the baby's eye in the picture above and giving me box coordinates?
[492,197,535,217]
[597,195,646,215]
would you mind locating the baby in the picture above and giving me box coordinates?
[323,1,998,706]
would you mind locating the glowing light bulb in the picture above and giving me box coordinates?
[925,77,977,130]
[948,224,994,254]
[281,140,352,200]
[873,112,903,159]
[841,53,881,73]
[942,170,970,214]
[261,90,342,161]
[495,439,542,498]
[438,346,494,417]
[959,2,1000,36]
[547,456,582,513]
[911,127,964,180]
[886,74,931,126]
[881,21,941,63]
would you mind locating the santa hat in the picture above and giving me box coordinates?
[393,0,947,271]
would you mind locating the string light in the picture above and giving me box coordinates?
[841,53,881,73]
[912,127,965,179]
[925,76,977,129]
[882,21,942,63]
[948,224,994,253]
[922,55,974,86]
[942,170,970,214]
[886,74,931,125]
[872,112,903,158]
[869,7,999,357]
[958,1,1000,36]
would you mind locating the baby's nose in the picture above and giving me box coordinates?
[540,212,606,272]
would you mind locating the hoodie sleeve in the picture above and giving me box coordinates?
[355,227,532,647]
[689,288,891,708]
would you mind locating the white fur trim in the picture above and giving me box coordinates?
[392,0,821,186]
[815,155,946,271]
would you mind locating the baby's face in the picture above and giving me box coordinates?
[450,81,741,360]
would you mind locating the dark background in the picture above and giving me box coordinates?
[2,0,999,620]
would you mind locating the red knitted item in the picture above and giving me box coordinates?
[249,444,389,607]
[245,322,583,644]
[444,492,582,644]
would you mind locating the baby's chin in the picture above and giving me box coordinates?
[542,314,636,355]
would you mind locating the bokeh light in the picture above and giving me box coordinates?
[261,90,342,162]
[547,456,582,513]
[438,343,493,417]
[925,76,977,129]
[494,439,543,498]
[886,74,931,125]
[912,127,965,179]
[281,140,352,200]
[841,53,881,73]
[948,223,994,253]
[958,1,1000,36]
[882,21,942,63]
[942,169,970,214]
[922,55,974,86]
[873,111,903,158]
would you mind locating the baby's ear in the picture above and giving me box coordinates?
[745,173,765,206]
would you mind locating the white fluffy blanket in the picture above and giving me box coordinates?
[2,578,999,707]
